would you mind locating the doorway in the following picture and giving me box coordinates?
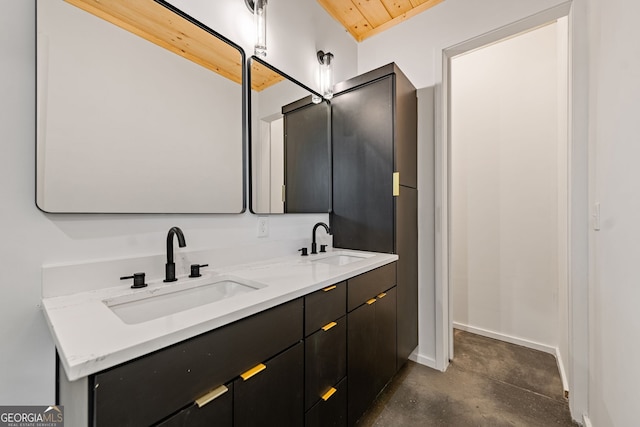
[433,3,590,421]
[448,20,569,393]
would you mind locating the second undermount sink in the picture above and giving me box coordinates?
[312,252,372,266]
[104,275,266,325]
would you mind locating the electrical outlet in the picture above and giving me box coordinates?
[257,216,269,237]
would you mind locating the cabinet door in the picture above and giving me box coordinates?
[374,287,397,392]
[332,77,395,253]
[347,299,378,425]
[234,342,304,427]
[305,316,346,410]
[347,287,397,425]
[156,383,232,427]
[396,186,418,367]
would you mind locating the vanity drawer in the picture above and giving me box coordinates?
[347,263,396,311]
[305,281,346,336]
[305,315,346,410]
[92,298,303,427]
[305,377,347,427]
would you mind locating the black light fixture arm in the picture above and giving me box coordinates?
[317,50,334,65]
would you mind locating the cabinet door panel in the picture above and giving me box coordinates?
[305,316,346,410]
[347,302,377,425]
[396,186,418,367]
[234,342,304,427]
[375,287,397,391]
[394,71,418,188]
[332,77,394,253]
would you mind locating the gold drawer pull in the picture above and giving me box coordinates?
[377,292,387,299]
[322,285,337,292]
[241,363,266,381]
[321,387,337,401]
[195,384,228,408]
[322,321,337,331]
[366,298,376,305]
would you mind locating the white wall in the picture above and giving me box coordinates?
[0,0,355,404]
[588,0,640,425]
[450,23,567,355]
[356,0,569,366]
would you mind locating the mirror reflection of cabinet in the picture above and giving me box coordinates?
[249,57,331,214]
[36,0,245,213]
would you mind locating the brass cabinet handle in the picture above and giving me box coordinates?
[321,387,337,401]
[366,298,376,305]
[321,321,337,331]
[393,172,400,196]
[195,384,228,408]
[240,363,266,381]
[322,285,337,292]
[377,292,387,299]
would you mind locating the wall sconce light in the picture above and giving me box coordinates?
[245,0,267,57]
[317,50,334,100]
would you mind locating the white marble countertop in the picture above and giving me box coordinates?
[42,249,397,381]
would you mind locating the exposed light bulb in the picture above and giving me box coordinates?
[254,0,267,57]
[317,51,334,100]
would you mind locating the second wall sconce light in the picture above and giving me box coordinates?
[317,50,334,100]
[245,0,267,57]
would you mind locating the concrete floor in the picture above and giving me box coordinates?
[358,330,579,426]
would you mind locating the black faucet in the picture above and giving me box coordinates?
[311,222,331,255]
[164,226,186,282]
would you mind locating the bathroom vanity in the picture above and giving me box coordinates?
[43,249,399,426]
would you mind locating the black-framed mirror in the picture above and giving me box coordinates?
[248,56,331,214]
[36,0,245,213]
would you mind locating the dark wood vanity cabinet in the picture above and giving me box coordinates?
[65,263,400,427]
[346,263,398,425]
[332,63,418,369]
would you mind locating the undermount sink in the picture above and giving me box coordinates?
[312,253,370,266]
[104,275,265,325]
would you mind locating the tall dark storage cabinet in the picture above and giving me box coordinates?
[331,63,418,367]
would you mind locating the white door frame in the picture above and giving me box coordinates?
[433,1,589,421]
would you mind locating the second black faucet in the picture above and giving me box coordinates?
[164,226,186,282]
[311,222,331,255]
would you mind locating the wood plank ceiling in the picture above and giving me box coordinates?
[317,0,445,42]
[65,0,444,91]
[64,0,280,91]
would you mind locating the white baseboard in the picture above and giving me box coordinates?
[555,347,570,396]
[453,322,556,355]
[582,414,592,427]
[409,349,438,370]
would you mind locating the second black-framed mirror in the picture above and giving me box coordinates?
[248,56,331,214]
